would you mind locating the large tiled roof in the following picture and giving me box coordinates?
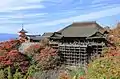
[57,21,105,37]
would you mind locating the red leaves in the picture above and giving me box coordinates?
[25,43,59,70]
[0,49,29,71]
[33,46,58,63]
[39,47,57,58]
[0,56,5,61]
[25,43,58,62]
[36,47,59,70]
[25,44,43,57]
[0,40,20,51]
[0,55,12,67]
[0,39,59,76]
[0,40,30,72]
[8,50,19,57]
[0,40,30,73]
[2,60,12,65]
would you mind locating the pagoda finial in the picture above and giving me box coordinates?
[22,24,24,30]
[18,24,28,33]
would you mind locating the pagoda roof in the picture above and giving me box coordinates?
[19,28,28,33]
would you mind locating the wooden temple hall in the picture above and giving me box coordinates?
[42,21,108,66]
[20,21,109,66]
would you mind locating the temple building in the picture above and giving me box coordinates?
[18,21,109,66]
[42,21,109,66]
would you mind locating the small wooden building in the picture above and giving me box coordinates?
[43,21,108,66]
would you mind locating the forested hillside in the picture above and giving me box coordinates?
[0,23,120,79]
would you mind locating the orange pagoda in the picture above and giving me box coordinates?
[18,26,28,42]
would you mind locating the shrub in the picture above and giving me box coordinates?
[0,69,5,79]
[24,43,42,57]
[0,49,30,74]
[36,46,60,70]
[24,41,60,70]
[13,69,23,79]
[0,39,61,79]
[32,70,60,79]
[0,40,21,52]
[61,66,86,79]
[87,56,120,79]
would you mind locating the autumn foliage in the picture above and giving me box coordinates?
[104,23,120,57]
[108,23,120,45]
[0,38,60,79]
[0,40,30,74]
[25,42,60,70]
[86,23,120,79]
[0,39,20,51]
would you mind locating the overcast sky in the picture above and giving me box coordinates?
[0,0,120,34]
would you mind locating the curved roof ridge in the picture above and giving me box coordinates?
[73,21,96,24]
[72,21,96,26]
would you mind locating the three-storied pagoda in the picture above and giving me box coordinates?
[18,26,28,42]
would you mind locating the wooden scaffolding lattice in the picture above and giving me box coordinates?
[58,42,105,66]
[59,44,87,66]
